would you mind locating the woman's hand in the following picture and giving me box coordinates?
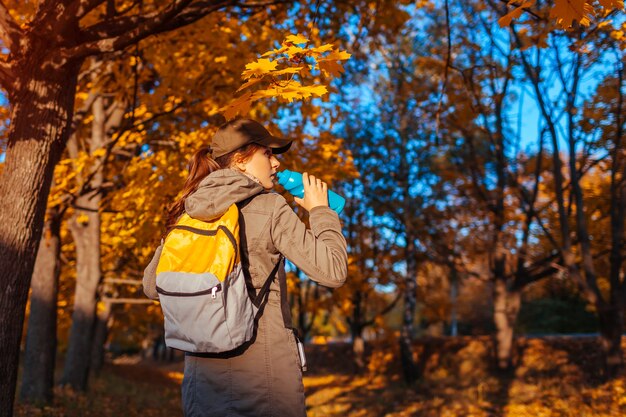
[294,172,329,212]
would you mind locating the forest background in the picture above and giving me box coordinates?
[0,0,625,416]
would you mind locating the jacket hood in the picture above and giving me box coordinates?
[184,169,265,221]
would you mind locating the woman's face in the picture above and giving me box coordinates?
[238,146,280,189]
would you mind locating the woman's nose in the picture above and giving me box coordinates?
[271,156,280,169]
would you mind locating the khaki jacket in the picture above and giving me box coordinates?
[142,168,347,417]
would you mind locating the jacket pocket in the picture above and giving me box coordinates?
[286,328,306,372]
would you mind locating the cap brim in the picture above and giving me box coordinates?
[256,136,292,154]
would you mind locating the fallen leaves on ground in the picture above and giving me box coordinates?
[15,337,626,417]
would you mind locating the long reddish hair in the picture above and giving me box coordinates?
[164,143,263,235]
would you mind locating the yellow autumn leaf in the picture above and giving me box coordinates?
[284,45,306,58]
[309,44,335,55]
[299,65,313,78]
[273,82,328,102]
[236,77,263,93]
[76,214,89,225]
[75,91,90,102]
[267,80,302,102]
[323,50,352,61]
[250,87,278,100]
[598,20,614,29]
[598,0,624,9]
[221,91,253,120]
[261,44,306,59]
[498,0,535,27]
[550,0,594,28]
[278,89,301,102]
[610,29,624,40]
[299,85,328,97]
[250,80,300,101]
[241,59,278,79]
[92,148,107,158]
[317,59,345,77]
[284,33,308,45]
[261,46,288,57]
[269,67,304,76]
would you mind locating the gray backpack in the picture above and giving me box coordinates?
[153,203,283,353]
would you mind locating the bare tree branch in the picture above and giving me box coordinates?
[363,291,402,328]
[434,0,452,137]
[0,0,22,51]
[62,0,293,60]
[61,0,196,59]
[79,0,282,42]
[76,2,189,44]
[158,0,292,33]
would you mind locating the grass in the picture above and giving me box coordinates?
[15,336,626,417]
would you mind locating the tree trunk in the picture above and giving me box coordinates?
[493,278,521,370]
[349,291,366,372]
[91,299,113,374]
[450,268,458,337]
[598,304,624,378]
[60,190,102,390]
[293,269,319,342]
[297,279,310,341]
[399,240,418,384]
[0,59,81,416]
[19,210,62,405]
[603,62,626,379]
[352,333,366,372]
[61,93,106,391]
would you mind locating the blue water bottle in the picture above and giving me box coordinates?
[276,170,346,215]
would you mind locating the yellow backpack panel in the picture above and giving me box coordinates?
[156,204,240,281]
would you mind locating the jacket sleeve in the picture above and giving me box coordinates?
[142,244,163,300]
[271,196,348,288]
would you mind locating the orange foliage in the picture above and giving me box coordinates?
[498,0,625,29]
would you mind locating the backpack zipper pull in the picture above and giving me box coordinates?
[211,286,218,299]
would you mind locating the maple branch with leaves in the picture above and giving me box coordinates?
[222,33,351,119]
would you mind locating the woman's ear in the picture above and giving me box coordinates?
[234,157,246,172]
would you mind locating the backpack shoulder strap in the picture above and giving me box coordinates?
[252,255,285,309]
[235,196,286,316]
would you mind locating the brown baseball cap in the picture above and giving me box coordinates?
[211,118,292,159]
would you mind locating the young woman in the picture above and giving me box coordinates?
[143,118,348,417]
